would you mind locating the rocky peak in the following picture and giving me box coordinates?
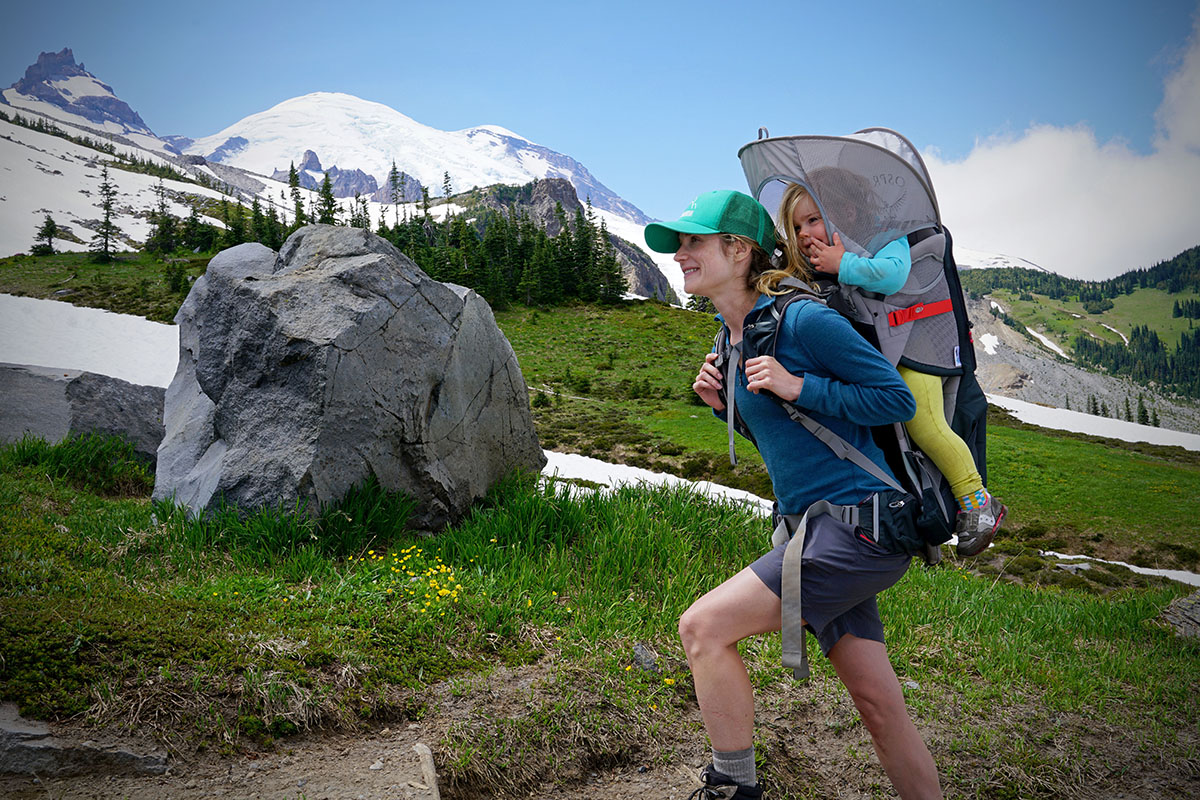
[12,49,87,92]
[6,48,153,135]
[298,149,323,173]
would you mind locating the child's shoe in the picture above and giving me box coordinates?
[686,765,764,799]
[955,494,1006,556]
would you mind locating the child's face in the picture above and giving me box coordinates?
[790,194,828,248]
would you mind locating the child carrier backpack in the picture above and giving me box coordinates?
[728,127,991,564]
[718,127,990,680]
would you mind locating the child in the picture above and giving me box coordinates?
[778,178,1005,556]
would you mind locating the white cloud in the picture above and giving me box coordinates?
[925,17,1200,281]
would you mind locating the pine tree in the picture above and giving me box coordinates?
[316,173,338,224]
[1151,408,1160,427]
[1100,400,1110,417]
[442,171,452,200]
[1123,396,1133,422]
[250,197,269,244]
[180,204,215,252]
[596,219,627,302]
[288,162,306,229]
[144,178,177,254]
[220,199,247,248]
[32,214,58,255]
[1137,394,1149,425]
[388,161,402,227]
[89,164,123,262]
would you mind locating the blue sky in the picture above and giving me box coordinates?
[3,0,1198,279]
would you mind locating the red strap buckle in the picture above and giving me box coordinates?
[888,298,954,327]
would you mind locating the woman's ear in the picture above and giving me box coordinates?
[729,237,752,263]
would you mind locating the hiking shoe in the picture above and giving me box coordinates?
[686,765,764,799]
[955,494,1006,556]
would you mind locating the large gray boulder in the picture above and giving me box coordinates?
[153,225,545,530]
[0,363,165,466]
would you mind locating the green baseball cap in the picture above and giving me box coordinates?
[644,190,776,254]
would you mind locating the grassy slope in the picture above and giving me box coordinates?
[984,285,1200,353]
[3,253,1200,797]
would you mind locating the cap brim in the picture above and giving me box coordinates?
[644,220,720,253]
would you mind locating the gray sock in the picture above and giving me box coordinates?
[712,746,756,787]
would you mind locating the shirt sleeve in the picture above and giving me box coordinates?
[789,303,916,425]
[836,237,911,295]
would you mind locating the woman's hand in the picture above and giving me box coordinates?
[693,352,726,411]
[744,355,804,402]
[806,232,845,276]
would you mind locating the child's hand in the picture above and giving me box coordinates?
[693,351,726,411]
[809,233,845,276]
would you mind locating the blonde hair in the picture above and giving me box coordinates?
[760,182,818,295]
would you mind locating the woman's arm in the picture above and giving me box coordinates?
[788,303,915,425]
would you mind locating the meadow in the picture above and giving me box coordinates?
[2,253,1199,798]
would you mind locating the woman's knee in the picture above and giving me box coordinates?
[678,603,724,657]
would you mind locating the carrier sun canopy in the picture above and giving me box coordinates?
[738,128,941,259]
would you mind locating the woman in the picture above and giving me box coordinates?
[643,190,942,799]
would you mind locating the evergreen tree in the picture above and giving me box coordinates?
[266,204,284,250]
[180,204,216,252]
[250,197,270,244]
[316,173,338,224]
[596,219,627,302]
[1100,400,1110,417]
[388,161,402,226]
[144,178,177,254]
[89,164,123,262]
[1064,395,1071,410]
[288,162,306,229]
[1151,408,1160,427]
[421,186,431,220]
[219,199,247,248]
[442,171,452,200]
[32,214,58,255]
[1123,396,1133,422]
[1137,394,1149,425]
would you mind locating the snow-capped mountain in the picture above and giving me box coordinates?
[955,246,1051,273]
[1,49,172,157]
[184,92,650,225]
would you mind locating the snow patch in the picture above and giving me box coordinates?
[987,393,1200,451]
[979,332,1000,355]
[1101,323,1130,345]
[1024,326,1068,358]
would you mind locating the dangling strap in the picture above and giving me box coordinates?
[775,500,858,681]
[724,342,742,467]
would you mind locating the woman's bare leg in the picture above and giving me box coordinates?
[828,634,942,799]
[678,567,782,751]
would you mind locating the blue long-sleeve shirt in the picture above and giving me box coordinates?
[718,295,915,516]
[838,237,911,295]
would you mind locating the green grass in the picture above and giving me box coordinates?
[4,252,1200,796]
[2,434,1198,798]
[984,285,1200,354]
[0,250,207,323]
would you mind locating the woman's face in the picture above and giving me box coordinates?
[790,194,829,249]
[674,232,744,297]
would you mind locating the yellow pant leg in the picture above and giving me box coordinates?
[898,366,983,499]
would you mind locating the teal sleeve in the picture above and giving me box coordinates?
[837,237,911,295]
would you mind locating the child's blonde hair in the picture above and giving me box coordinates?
[767,168,881,296]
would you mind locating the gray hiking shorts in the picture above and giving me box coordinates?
[749,512,912,658]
